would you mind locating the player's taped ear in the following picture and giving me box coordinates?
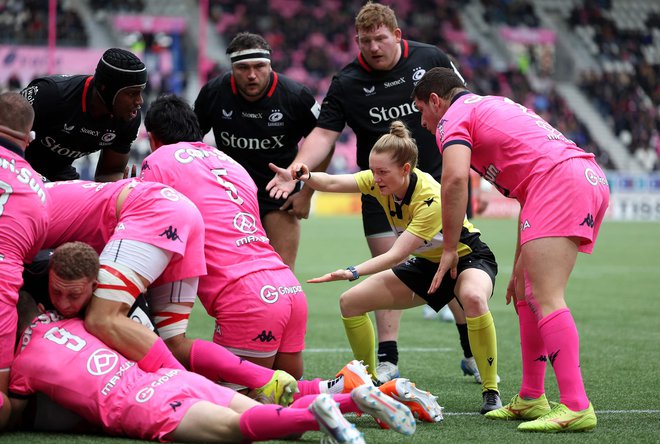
[95,261,148,306]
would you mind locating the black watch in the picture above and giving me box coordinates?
[346,266,359,281]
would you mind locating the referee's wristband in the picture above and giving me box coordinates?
[346,266,359,281]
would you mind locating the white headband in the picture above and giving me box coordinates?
[229,48,271,64]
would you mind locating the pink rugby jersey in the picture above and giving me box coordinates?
[9,312,188,440]
[140,142,286,308]
[0,147,48,305]
[437,93,594,201]
[43,178,205,285]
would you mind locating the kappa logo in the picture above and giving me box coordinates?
[548,349,560,366]
[87,348,119,376]
[363,85,376,95]
[222,109,233,119]
[580,213,595,228]
[534,354,548,363]
[252,330,277,343]
[159,225,182,242]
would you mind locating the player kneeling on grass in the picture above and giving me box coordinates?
[272,120,502,415]
[38,242,441,428]
[7,291,417,443]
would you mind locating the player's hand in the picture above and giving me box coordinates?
[308,269,353,283]
[507,255,523,310]
[280,191,312,219]
[428,249,458,293]
[506,274,517,307]
[123,164,138,179]
[267,163,296,200]
[290,163,311,181]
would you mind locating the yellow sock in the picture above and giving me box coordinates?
[467,311,498,392]
[342,314,377,379]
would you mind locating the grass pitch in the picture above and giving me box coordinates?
[4,216,660,443]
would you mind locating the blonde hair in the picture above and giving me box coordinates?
[50,242,100,281]
[355,1,398,33]
[371,120,418,170]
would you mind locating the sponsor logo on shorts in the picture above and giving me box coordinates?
[135,369,180,403]
[160,187,181,201]
[87,348,119,376]
[584,168,608,186]
[258,284,302,304]
[260,285,279,304]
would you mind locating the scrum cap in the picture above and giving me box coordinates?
[94,48,147,110]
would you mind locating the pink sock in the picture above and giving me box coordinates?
[137,337,184,372]
[189,339,273,388]
[290,394,359,414]
[538,308,590,411]
[239,403,317,441]
[517,301,546,399]
[294,379,322,399]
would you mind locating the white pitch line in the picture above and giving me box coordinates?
[304,347,453,353]
[445,409,660,416]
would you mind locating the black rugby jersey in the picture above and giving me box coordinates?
[318,40,460,180]
[20,75,140,181]
[194,71,320,201]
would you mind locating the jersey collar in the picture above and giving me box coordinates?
[81,75,94,114]
[0,135,25,158]
[450,90,472,105]
[230,71,279,99]
[389,170,418,219]
[357,39,409,73]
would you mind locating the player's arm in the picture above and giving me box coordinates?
[308,231,423,283]
[95,149,130,182]
[429,143,471,292]
[293,163,359,194]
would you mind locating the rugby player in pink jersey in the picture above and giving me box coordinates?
[42,176,206,373]
[412,67,610,432]
[0,92,49,430]
[140,95,380,402]
[7,289,416,442]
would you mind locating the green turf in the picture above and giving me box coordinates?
[4,217,660,443]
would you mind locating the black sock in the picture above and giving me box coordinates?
[456,323,472,358]
[377,341,398,365]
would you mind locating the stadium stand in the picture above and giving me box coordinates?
[0,0,657,171]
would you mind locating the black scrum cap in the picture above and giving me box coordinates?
[94,48,147,111]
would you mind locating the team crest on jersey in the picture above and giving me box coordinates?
[412,67,426,82]
[268,109,284,127]
[363,85,376,96]
[100,131,117,145]
[437,118,447,143]
[222,109,233,119]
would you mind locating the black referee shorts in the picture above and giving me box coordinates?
[392,245,497,312]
